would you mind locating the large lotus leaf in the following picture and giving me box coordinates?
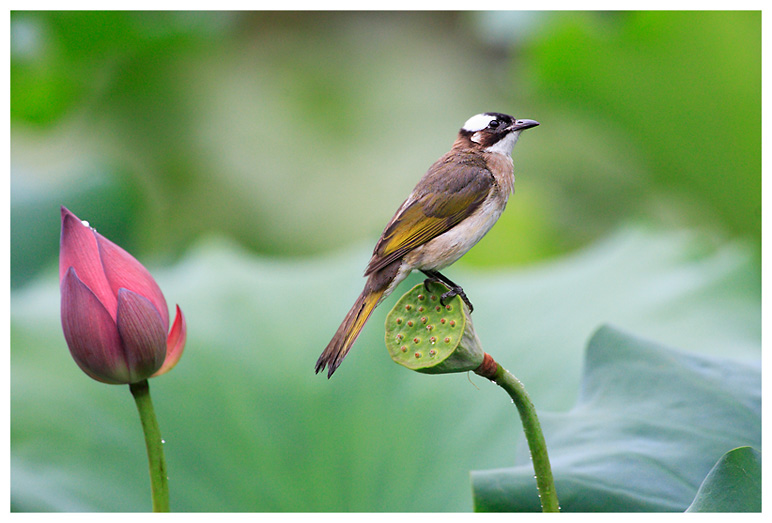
[11,227,759,511]
[471,326,760,512]
[686,446,761,512]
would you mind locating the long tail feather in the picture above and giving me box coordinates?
[316,287,386,378]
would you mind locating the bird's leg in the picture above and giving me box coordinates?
[421,270,440,292]
[420,270,474,313]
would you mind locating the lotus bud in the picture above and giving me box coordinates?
[59,206,186,384]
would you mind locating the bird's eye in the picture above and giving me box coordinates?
[488,120,500,129]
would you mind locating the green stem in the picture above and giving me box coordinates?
[476,354,559,512]
[129,379,170,512]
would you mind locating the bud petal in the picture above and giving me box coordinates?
[115,289,167,383]
[61,267,130,384]
[60,207,118,319]
[152,305,187,377]
[96,232,170,329]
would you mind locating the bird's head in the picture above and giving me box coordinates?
[456,112,539,156]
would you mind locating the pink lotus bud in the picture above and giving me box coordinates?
[59,207,186,384]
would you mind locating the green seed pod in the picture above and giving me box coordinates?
[384,281,484,374]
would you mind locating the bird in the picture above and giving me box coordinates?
[316,112,539,378]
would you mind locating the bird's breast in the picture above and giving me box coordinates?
[483,152,515,195]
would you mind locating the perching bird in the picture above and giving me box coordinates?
[316,112,539,377]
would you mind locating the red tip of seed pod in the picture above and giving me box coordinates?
[415,352,421,358]
[405,304,412,311]
[449,320,456,327]
[440,318,446,324]
[418,294,425,300]
[401,345,408,352]
[407,320,413,327]
[413,337,420,344]
[444,337,451,343]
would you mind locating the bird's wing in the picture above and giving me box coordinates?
[365,154,492,275]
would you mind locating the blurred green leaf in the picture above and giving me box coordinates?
[471,326,760,512]
[11,11,233,125]
[686,446,761,512]
[11,227,759,511]
[527,11,761,241]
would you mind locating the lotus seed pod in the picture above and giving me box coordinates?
[384,281,484,374]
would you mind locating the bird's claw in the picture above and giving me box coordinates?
[440,288,474,313]
[422,271,474,312]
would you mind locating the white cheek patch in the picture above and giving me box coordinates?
[471,131,484,144]
[485,131,519,156]
[462,113,496,133]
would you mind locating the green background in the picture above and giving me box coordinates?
[11,11,760,511]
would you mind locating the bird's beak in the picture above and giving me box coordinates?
[510,119,540,131]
